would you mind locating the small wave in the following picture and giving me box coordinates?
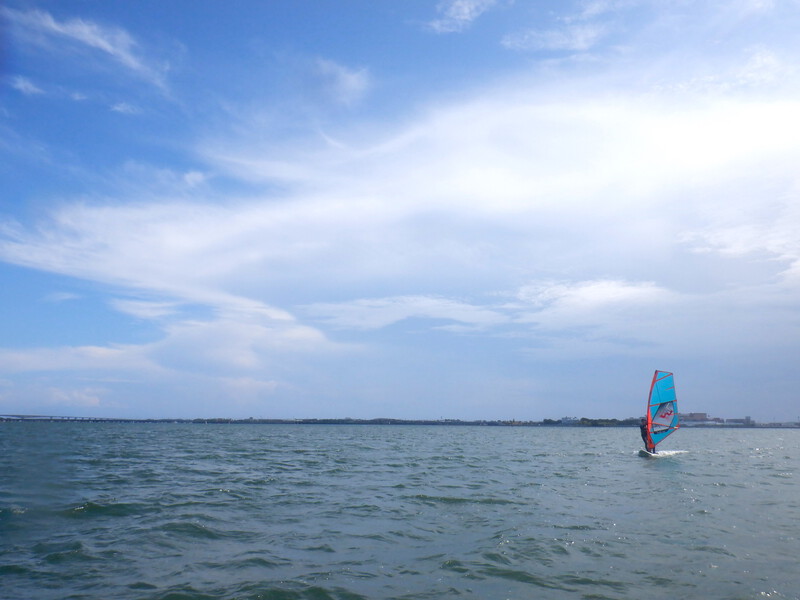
[341,503,382,514]
[387,529,430,542]
[32,540,97,564]
[128,581,159,590]
[65,500,149,518]
[553,523,596,531]
[149,584,220,600]
[441,558,469,573]
[304,544,336,553]
[158,521,226,540]
[558,574,627,592]
[482,551,513,566]
[479,565,568,590]
[236,556,288,569]
[193,556,287,572]
[232,583,370,600]
[691,544,736,557]
[410,494,518,505]
[0,505,28,523]
[0,563,32,576]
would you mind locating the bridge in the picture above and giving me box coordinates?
[0,414,142,422]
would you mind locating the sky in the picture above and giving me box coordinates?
[1,0,799,421]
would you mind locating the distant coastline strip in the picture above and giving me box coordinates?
[1,415,795,427]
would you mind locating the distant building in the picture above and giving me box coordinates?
[725,417,754,426]
[682,412,708,421]
[679,412,724,426]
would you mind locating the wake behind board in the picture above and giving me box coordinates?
[638,449,686,458]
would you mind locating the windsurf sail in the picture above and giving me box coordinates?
[646,370,680,447]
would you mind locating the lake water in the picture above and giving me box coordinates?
[1,423,798,600]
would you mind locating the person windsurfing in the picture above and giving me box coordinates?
[640,418,656,453]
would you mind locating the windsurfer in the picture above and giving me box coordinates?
[640,418,656,453]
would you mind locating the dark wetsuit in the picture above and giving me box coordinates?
[640,423,656,453]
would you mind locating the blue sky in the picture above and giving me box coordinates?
[2,0,799,421]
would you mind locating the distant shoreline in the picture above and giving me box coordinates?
[1,416,797,427]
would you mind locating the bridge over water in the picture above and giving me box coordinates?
[0,414,145,422]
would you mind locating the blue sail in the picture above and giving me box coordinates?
[647,370,680,447]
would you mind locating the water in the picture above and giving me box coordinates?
[1,423,798,600]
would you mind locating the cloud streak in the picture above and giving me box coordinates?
[503,24,607,52]
[315,58,370,107]
[3,71,799,361]
[2,7,168,90]
[10,76,44,95]
[305,295,509,331]
[427,0,498,33]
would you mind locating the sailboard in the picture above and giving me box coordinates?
[640,370,680,455]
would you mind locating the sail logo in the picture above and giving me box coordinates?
[659,409,674,418]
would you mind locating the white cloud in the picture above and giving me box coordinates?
[428,0,498,33]
[502,23,607,51]
[735,46,787,87]
[2,7,168,90]
[45,386,105,408]
[114,162,210,194]
[10,76,44,95]
[732,0,775,15]
[0,306,341,398]
[218,377,280,405]
[514,280,675,332]
[111,299,179,319]
[149,312,333,375]
[305,295,508,330]
[495,279,678,357]
[3,72,799,359]
[501,0,632,53]
[183,171,207,187]
[681,189,800,286]
[517,280,664,310]
[111,102,141,114]
[656,46,793,95]
[42,291,80,303]
[0,344,154,373]
[576,0,640,20]
[315,58,370,106]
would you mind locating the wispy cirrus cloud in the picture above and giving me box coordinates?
[110,102,141,115]
[9,75,44,95]
[42,292,81,303]
[305,295,509,331]
[501,0,634,53]
[502,23,607,52]
[574,0,640,21]
[111,299,179,319]
[513,280,677,336]
[427,0,498,33]
[44,386,106,408]
[314,58,370,107]
[1,7,168,90]
[0,305,337,383]
[0,344,152,373]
